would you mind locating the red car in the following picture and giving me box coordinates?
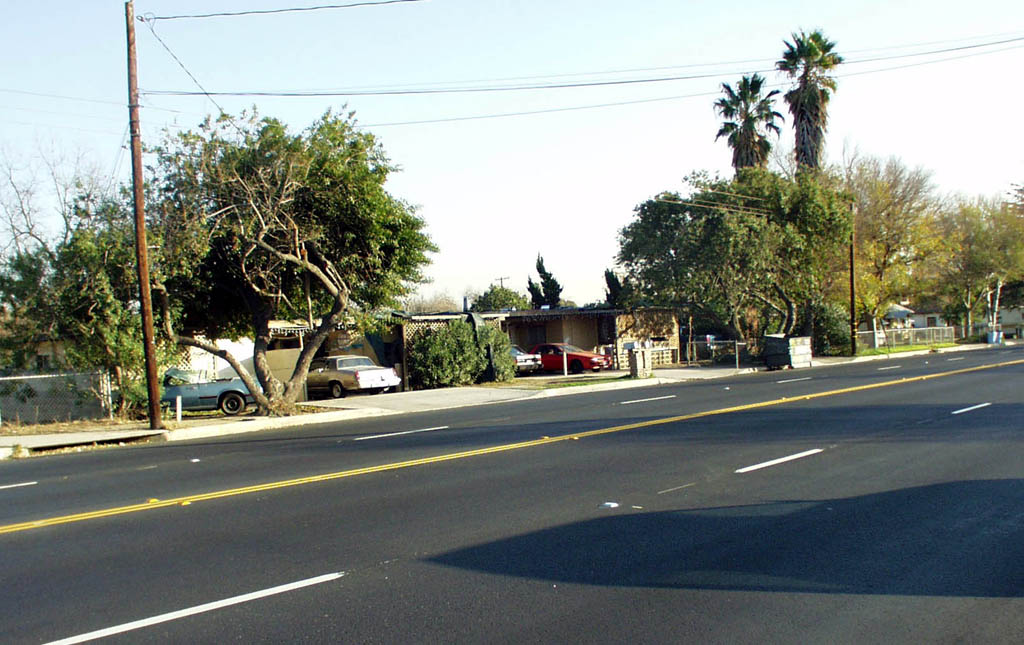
[530,343,612,373]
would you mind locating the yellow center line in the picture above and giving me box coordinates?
[2,357,1020,535]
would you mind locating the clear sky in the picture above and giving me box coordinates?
[3,1,1023,306]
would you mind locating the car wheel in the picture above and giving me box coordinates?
[330,381,346,398]
[219,391,245,416]
[570,359,584,374]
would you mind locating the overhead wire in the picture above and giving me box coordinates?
[147,0,427,21]
[140,16,231,125]
[365,42,1023,128]
[140,34,1024,98]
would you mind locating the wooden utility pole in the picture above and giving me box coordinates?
[849,204,857,357]
[126,1,163,429]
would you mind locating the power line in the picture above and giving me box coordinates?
[140,34,1024,99]
[364,43,1022,128]
[146,0,426,21]
[0,88,187,115]
[141,20,230,122]
[0,118,125,136]
[364,89,720,127]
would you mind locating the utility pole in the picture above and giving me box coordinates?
[126,1,163,430]
[495,276,509,289]
[849,203,857,357]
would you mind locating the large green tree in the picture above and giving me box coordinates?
[527,254,562,308]
[845,155,940,327]
[0,191,178,416]
[471,284,530,311]
[151,110,434,414]
[776,30,843,169]
[617,169,849,344]
[603,268,634,309]
[714,74,784,172]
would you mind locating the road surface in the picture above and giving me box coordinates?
[2,347,1022,643]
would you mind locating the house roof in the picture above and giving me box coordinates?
[884,304,915,320]
[504,307,623,323]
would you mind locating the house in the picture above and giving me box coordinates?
[997,307,1024,338]
[501,307,680,369]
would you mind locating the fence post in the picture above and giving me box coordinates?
[103,371,114,420]
[734,340,739,370]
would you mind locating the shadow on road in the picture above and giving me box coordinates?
[430,479,1024,597]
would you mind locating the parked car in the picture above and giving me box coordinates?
[530,343,612,373]
[510,345,542,374]
[161,368,254,416]
[307,355,401,398]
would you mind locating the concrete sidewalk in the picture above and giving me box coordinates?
[0,343,1002,459]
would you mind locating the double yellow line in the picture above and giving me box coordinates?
[2,357,1020,535]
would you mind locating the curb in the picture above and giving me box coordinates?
[0,344,1005,457]
[162,407,396,442]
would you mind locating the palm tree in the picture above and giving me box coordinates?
[714,74,784,172]
[776,29,843,169]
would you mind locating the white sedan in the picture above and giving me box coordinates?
[307,355,401,398]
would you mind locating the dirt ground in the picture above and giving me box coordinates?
[0,415,210,436]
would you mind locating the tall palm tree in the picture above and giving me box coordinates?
[776,29,843,169]
[714,74,784,172]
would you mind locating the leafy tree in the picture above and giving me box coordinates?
[0,202,178,416]
[617,169,849,345]
[401,291,459,313]
[471,284,530,311]
[603,268,633,309]
[776,30,843,169]
[526,254,562,308]
[714,74,784,172]
[845,155,940,328]
[150,110,434,415]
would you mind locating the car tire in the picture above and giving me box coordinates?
[570,359,584,374]
[219,391,245,416]
[330,381,346,398]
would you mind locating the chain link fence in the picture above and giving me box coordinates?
[684,340,748,368]
[0,371,113,426]
[856,326,956,350]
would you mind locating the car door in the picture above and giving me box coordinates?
[163,370,202,409]
[537,345,561,371]
[307,359,328,392]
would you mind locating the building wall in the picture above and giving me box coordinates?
[614,310,680,367]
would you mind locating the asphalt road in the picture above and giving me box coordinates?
[1,347,1022,643]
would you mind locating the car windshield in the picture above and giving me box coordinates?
[559,345,586,353]
[163,368,206,386]
[338,357,375,368]
[511,346,525,356]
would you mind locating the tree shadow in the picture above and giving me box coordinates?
[430,479,1024,597]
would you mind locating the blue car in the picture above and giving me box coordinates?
[161,368,254,415]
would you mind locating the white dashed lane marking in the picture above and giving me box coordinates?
[951,402,991,415]
[619,395,677,405]
[355,426,449,441]
[735,449,824,474]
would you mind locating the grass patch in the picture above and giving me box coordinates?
[857,342,958,356]
[543,374,636,389]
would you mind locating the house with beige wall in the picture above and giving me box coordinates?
[502,307,680,368]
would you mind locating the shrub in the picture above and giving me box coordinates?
[475,324,515,382]
[811,301,851,356]
[407,320,515,389]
